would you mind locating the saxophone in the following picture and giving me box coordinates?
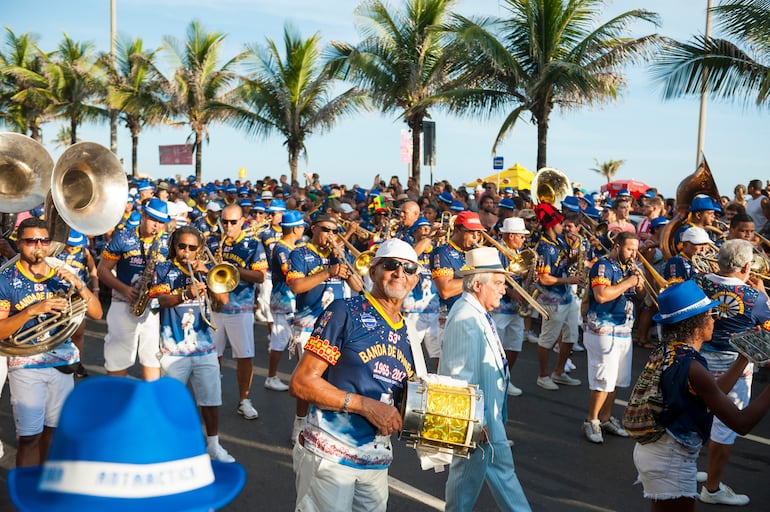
[568,234,587,297]
[130,233,162,316]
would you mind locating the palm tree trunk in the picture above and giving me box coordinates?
[536,116,548,171]
[70,117,77,145]
[29,119,41,141]
[195,132,203,183]
[131,132,139,178]
[288,148,299,186]
[409,116,423,189]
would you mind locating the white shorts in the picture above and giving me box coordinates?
[270,313,294,352]
[490,312,524,352]
[103,301,161,371]
[8,367,74,436]
[0,356,7,398]
[538,301,579,348]
[404,312,440,358]
[211,311,255,358]
[160,352,222,406]
[289,324,314,359]
[293,443,388,512]
[633,434,699,500]
[583,328,633,391]
[257,279,274,323]
[701,351,752,445]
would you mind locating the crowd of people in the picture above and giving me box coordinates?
[2,168,770,510]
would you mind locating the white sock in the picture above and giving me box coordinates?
[206,435,219,447]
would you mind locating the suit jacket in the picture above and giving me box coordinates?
[438,293,508,439]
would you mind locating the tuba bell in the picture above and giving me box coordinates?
[660,159,720,260]
[530,167,571,206]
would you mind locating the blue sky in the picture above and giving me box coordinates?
[3,0,767,198]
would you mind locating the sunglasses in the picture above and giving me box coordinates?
[317,226,338,233]
[177,243,199,251]
[21,237,51,246]
[221,219,240,225]
[379,258,419,275]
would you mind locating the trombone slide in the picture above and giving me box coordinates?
[505,275,550,321]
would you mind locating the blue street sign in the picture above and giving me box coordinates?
[493,156,504,170]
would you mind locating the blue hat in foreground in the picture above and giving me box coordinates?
[689,194,720,212]
[66,229,87,247]
[8,377,245,512]
[280,210,306,228]
[142,198,171,223]
[652,281,719,325]
[268,199,286,213]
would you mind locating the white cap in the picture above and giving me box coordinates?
[682,227,711,245]
[207,202,222,212]
[340,203,355,214]
[500,217,530,234]
[174,200,192,214]
[371,238,418,265]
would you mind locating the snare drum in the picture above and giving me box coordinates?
[400,379,484,458]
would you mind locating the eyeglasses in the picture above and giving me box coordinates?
[379,258,419,275]
[21,238,51,247]
[317,226,338,233]
[176,243,199,251]
[221,219,240,225]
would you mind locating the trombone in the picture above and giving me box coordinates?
[634,253,672,308]
[186,258,218,330]
[479,231,550,320]
[338,218,377,240]
[336,234,376,278]
[330,235,366,291]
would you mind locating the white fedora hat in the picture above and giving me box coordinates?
[457,247,511,276]
[499,217,530,235]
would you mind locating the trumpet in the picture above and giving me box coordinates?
[338,218,377,240]
[479,231,549,320]
[243,220,271,238]
[330,235,366,291]
[434,211,454,245]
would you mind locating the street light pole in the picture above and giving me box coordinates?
[696,0,713,166]
[110,0,118,154]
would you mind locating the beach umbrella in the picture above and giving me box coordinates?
[601,179,651,199]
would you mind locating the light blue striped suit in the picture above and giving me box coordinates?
[439,292,531,512]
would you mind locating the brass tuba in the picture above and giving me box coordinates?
[660,159,720,260]
[530,167,571,206]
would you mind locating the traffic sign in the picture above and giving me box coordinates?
[493,156,504,170]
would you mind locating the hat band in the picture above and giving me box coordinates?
[38,454,215,498]
[656,296,713,321]
[144,205,169,222]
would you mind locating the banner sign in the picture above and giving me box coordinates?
[159,144,193,165]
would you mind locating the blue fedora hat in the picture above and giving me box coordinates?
[498,198,515,211]
[652,281,718,325]
[8,377,245,512]
[561,196,580,212]
[125,211,142,228]
[437,191,453,204]
[689,194,719,212]
[650,216,669,230]
[449,200,465,212]
[142,198,170,223]
[66,229,87,247]
[268,199,286,213]
[280,210,306,228]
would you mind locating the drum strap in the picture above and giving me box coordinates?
[408,327,429,378]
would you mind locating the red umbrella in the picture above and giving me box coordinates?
[600,179,651,199]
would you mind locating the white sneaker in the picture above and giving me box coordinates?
[551,372,581,386]
[583,419,604,444]
[291,416,306,446]
[699,483,749,506]
[536,376,559,390]
[208,442,236,463]
[264,376,289,391]
[507,382,523,396]
[254,309,268,323]
[600,416,629,437]
[565,358,577,373]
[0,440,4,459]
[526,331,540,344]
[572,343,585,352]
[237,398,259,420]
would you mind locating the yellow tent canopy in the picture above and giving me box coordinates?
[466,162,534,190]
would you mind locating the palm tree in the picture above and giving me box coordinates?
[653,0,770,106]
[52,125,76,149]
[590,158,625,183]
[328,0,464,188]
[163,20,246,182]
[440,0,661,169]
[223,26,368,184]
[0,28,55,140]
[47,34,105,144]
[103,36,169,176]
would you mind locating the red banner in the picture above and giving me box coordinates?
[159,144,193,165]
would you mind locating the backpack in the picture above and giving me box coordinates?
[623,343,668,444]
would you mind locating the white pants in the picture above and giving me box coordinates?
[293,443,388,512]
[160,352,222,406]
[8,367,74,436]
[212,312,255,358]
[104,302,161,371]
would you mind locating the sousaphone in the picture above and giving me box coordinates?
[530,167,571,206]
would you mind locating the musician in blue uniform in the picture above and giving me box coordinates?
[56,229,98,378]
[290,239,419,512]
[151,225,235,464]
[663,227,712,284]
[582,231,644,443]
[97,197,170,381]
[210,204,267,421]
[0,217,101,467]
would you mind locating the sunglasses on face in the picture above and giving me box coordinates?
[21,238,51,247]
[221,219,240,225]
[317,226,338,233]
[177,243,199,251]
[379,258,418,275]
